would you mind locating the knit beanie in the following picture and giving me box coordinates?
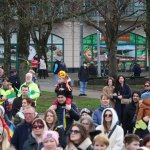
[42,131,59,145]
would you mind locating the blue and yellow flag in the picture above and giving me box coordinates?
[9,124,15,138]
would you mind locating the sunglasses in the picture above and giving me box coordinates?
[69,130,81,134]
[104,114,112,117]
[145,85,150,87]
[32,125,44,129]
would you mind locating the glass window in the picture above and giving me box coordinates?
[83,32,146,71]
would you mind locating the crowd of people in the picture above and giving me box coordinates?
[0,58,148,150]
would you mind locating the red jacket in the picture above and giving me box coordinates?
[31,59,38,68]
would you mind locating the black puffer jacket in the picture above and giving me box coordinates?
[55,103,80,131]
[55,102,80,148]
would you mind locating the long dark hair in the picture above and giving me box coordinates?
[132,91,141,113]
[114,75,126,93]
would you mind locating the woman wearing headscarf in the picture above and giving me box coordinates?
[22,118,48,150]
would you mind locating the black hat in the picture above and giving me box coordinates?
[57,90,67,97]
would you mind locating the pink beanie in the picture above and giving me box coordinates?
[42,131,59,145]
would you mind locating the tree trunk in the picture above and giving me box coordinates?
[106,39,118,79]
[146,0,150,78]
[3,31,11,77]
[18,23,30,82]
[31,29,51,77]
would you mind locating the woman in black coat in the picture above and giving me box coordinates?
[113,75,131,125]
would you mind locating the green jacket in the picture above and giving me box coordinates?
[0,88,6,105]
[18,82,40,100]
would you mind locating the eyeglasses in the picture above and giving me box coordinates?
[69,130,81,134]
[32,125,44,129]
[145,85,150,87]
[104,114,112,117]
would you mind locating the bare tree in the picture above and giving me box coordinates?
[145,0,150,77]
[13,0,104,73]
[85,0,145,78]
[0,1,15,76]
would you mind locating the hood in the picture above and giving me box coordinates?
[78,137,92,150]
[101,108,119,129]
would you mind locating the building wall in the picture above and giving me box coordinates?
[51,21,146,70]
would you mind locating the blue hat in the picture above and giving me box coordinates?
[141,92,150,100]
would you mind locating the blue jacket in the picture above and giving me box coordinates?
[93,105,111,126]
[11,122,32,150]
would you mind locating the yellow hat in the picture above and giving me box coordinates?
[58,71,67,79]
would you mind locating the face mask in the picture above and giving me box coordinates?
[83,64,87,67]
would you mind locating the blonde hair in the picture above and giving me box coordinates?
[93,134,109,147]
[0,127,10,149]
[44,109,58,130]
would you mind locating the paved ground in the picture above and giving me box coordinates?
[38,71,149,99]
[38,73,101,99]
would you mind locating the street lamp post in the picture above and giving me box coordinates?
[97,11,101,77]
[80,15,84,66]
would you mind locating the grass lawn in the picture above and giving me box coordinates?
[36,91,100,113]
[36,84,143,113]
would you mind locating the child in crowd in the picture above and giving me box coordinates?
[53,71,72,109]
[124,134,140,150]
[80,108,93,117]
[93,134,109,150]
[92,95,111,126]
[142,135,150,150]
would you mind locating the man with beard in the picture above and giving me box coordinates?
[123,91,141,135]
